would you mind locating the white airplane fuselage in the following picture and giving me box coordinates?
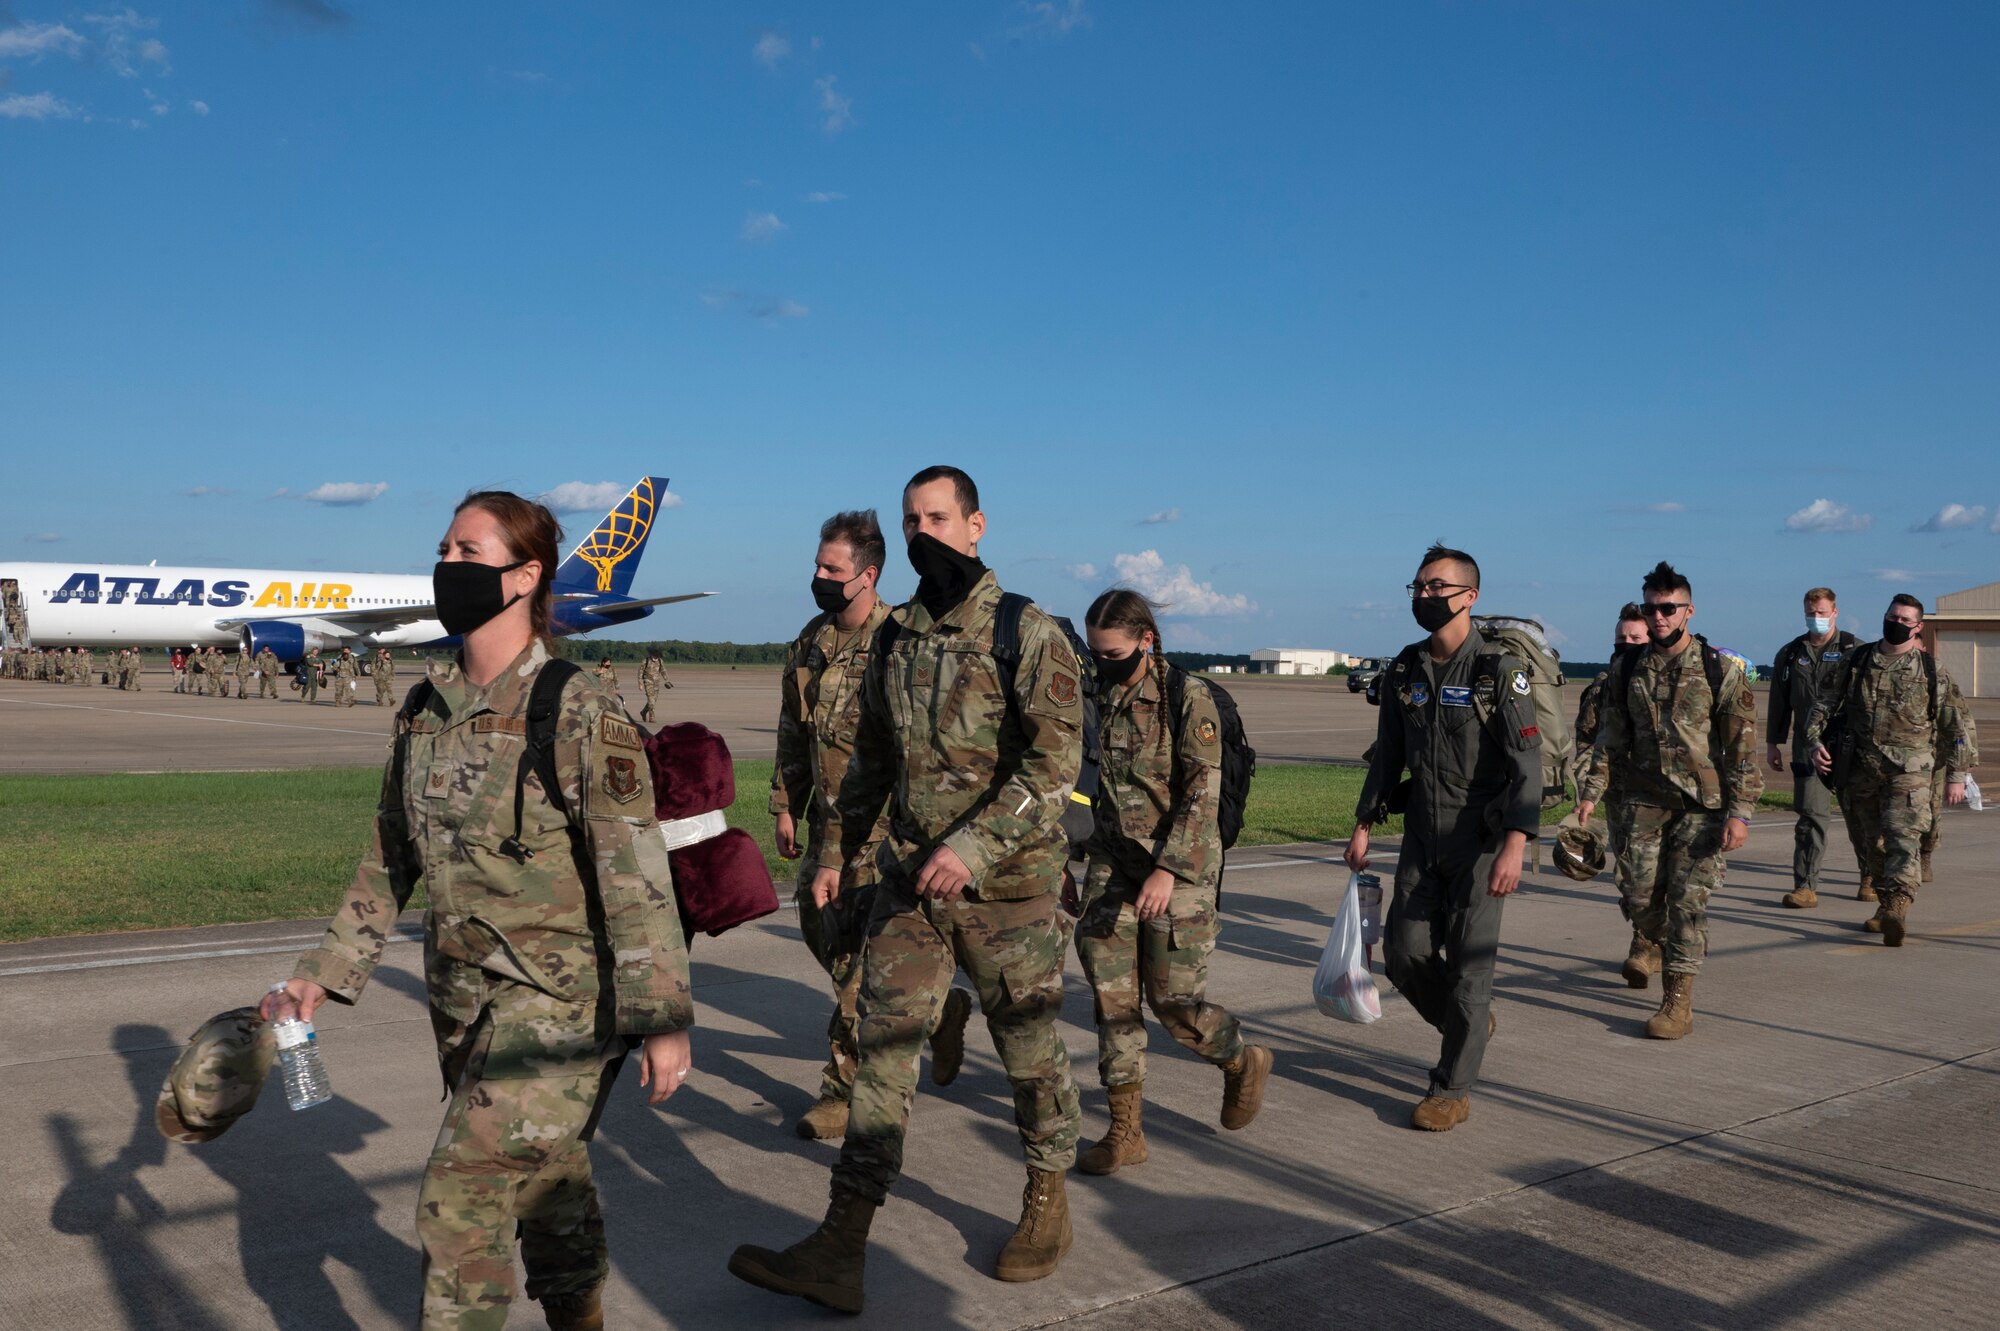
[0,562,445,650]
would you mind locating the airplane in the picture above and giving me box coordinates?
[0,476,709,661]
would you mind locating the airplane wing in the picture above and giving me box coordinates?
[582,592,715,615]
[212,604,439,633]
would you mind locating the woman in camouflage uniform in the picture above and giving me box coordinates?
[263,491,694,1331]
[1069,590,1271,1176]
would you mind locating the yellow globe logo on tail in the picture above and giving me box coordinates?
[576,479,659,592]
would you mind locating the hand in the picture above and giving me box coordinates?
[1574,800,1596,826]
[1947,781,1966,806]
[1812,744,1833,776]
[810,866,842,908]
[259,978,328,1023]
[1343,824,1371,874]
[1721,817,1748,852]
[1487,832,1526,898]
[915,845,972,900]
[1766,744,1784,773]
[774,811,799,860]
[1060,867,1080,916]
[1135,868,1177,922]
[637,1029,693,1106]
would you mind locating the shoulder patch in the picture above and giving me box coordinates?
[1195,717,1219,746]
[602,754,642,804]
[1511,669,1531,696]
[598,715,644,751]
[1047,671,1077,707]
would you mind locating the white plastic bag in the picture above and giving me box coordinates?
[1314,874,1384,1024]
[1966,775,1984,812]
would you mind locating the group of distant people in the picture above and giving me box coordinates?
[4,644,151,688]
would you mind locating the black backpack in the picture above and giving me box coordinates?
[1822,644,1938,793]
[877,591,1103,859]
[1164,664,1256,849]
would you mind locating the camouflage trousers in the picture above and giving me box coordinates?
[640,684,659,723]
[417,1001,616,1330]
[795,874,876,1102]
[1385,833,1506,1099]
[1073,861,1243,1088]
[833,870,1079,1204]
[1845,762,1934,898]
[1921,765,1946,860]
[336,676,356,706]
[1611,803,1727,975]
[260,672,279,699]
[377,676,394,705]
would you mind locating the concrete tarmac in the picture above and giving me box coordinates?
[0,669,1353,773]
[4,812,1996,1329]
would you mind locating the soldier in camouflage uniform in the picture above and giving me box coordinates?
[638,648,671,723]
[81,646,96,686]
[733,467,1085,1313]
[1767,587,1866,908]
[299,649,321,703]
[332,646,358,707]
[1573,604,1655,986]
[1578,562,1763,1039]
[594,657,619,698]
[257,645,282,698]
[1071,589,1270,1175]
[209,647,229,696]
[1807,595,1975,947]
[1348,545,1541,1131]
[770,509,973,1142]
[375,646,397,706]
[267,491,693,1331]
[234,647,252,701]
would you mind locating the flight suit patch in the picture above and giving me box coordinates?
[603,755,642,803]
[598,716,643,751]
[1410,683,1429,707]
[1511,669,1531,696]
[1047,672,1077,706]
[1440,686,1473,707]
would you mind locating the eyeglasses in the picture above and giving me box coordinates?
[1406,580,1473,598]
[1639,602,1688,618]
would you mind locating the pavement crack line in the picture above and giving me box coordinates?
[1018,1041,2000,1330]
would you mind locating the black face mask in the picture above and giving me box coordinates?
[811,575,860,615]
[1881,619,1917,646]
[1412,595,1459,633]
[433,559,528,637]
[1652,625,1685,650]
[1093,648,1147,689]
[908,532,986,618]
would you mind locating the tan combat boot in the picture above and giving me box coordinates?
[995,1168,1072,1282]
[1644,973,1694,1040]
[1620,934,1662,989]
[1856,875,1878,902]
[1219,1044,1273,1130]
[728,1189,879,1315]
[1781,886,1818,909]
[794,1095,849,1141]
[1410,1095,1471,1131]
[1862,908,1885,934]
[1077,1083,1148,1175]
[1880,892,1911,948]
[929,987,973,1087]
[543,1285,604,1331]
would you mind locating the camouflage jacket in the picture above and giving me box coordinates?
[771,601,894,877]
[595,663,619,691]
[817,571,1084,901]
[640,657,670,690]
[1088,659,1225,887]
[234,654,251,680]
[295,640,693,1074]
[1768,630,1862,766]
[375,654,396,682]
[1806,646,1976,777]
[1573,669,1621,799]
[256,648,280,678]
[333,654,357,681]
[1580,640,1764,820]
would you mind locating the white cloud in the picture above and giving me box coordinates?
[277,481,389,505]
[23,531,63,543]
[753,31,790,68]
[814,75,853,133]
[84,9,166,78]
[753,298,809,321]
[803,190,846,204]
[1012,0,1092,39]
[1138,507,1181,526]
[1911,503,1987,533]
[0,21,85,59]
[188,99,208,115]
[539,481,622,513]
[144,87,169,115]
[1063,562,1097,581]
[740,210,787,243]
[0,92,79,120]
[1783,498,1871,534]
[1110,550,1254,616]
[183,485,234,497]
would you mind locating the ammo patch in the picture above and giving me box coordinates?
[598,716,644,751]
[603,755,641,803]
[1047,672,1077,706]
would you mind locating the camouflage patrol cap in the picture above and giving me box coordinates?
[1553,821,1606,882]
[154,1007,276,1145]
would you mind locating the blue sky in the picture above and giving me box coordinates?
[3,2,1996,662]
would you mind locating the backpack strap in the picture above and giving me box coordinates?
[498,658,583,864]
[1164,660,1188,744]
[989,592,1032,698]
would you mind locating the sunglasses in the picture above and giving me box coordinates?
[1639,602,1688,618]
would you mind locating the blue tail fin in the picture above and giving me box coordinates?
[554,477,668,596]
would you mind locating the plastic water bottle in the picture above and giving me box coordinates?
[1355,872,1383,950]
[267,983,332,1111]
[1966,775,1984,812]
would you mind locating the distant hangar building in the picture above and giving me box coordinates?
[1930,581,2000,698]
[1248,647,1352,676]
